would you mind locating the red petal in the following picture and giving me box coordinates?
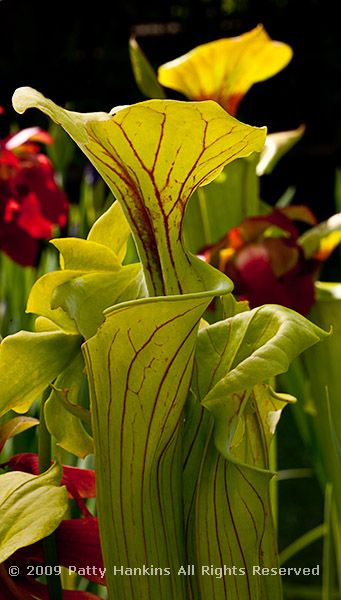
[240,209,299,241]
[10,517,104,586]
[3,199,20,223]
[1,572,101,600]
[229,244,316,314]
[56,518,105,584]
[0,147,20,169]
[13,163,68,226]
[0,222,39,266]
[17,192,53,239]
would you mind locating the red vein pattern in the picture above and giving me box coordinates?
[182,320,287,600]
[82,101,265,296]
[83,295,210,599]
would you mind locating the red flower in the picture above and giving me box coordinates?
[202,206,324,315]
[0,454,105,599]
[0,126,69,266]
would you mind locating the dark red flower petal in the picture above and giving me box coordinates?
[13,162,68,227]
[11,517,104,586]
[0,148,20,169]
[3,199,20,223]
[0,222,39,266]
[56,518,105,585]
[17,192,53,239]
[0,563,101,600]
[239,209,299,242]
[227,244,316,315]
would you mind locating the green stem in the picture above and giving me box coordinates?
[279,524,327,566]
[269,377,278,531]
[322,483,333,600]
[39,388,63,600]
[269,433,278,531]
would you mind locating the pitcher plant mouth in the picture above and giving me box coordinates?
[157,25,293,116]
[12,87,266,296]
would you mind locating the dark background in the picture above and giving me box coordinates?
[1,0,341,224]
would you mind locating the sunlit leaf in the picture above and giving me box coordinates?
[34,316,62,332]
[183,303,326,598]
[199,304,327,405]
[87,200,131,262]
[158,24,292,115]
[52,238,121,271]
[83,291,223,598]
[13,87,266,295]
[27,270,83,332]
[52,264,147,339]
[0,462,67,563]
[0,330,81,416]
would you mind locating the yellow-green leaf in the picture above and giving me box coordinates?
[158,24,292,115]
[0,330,81,416]
[183,303,326,599]
[83,290,224,598]
[34,316,65,333]
[27,270,83,333]
[199,304,327,408]
[87,200,131,263]
[0,462,67,563]
[52,264,147,339]
[51,238,121,271]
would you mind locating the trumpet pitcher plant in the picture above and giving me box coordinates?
[0,86,327,600]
